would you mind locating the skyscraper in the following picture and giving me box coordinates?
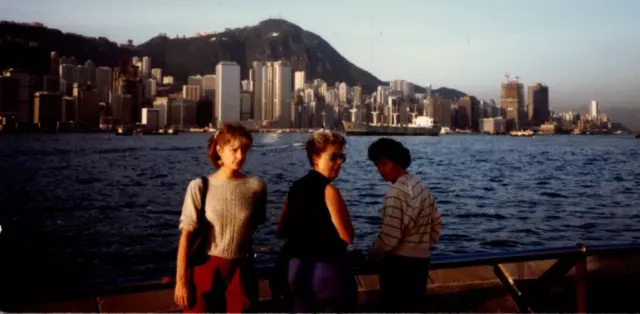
[294,71,306,93]
[215,61,241,127]
[3,69,34,123]
[141,57,151,80]
[338,82,348,105]
[252,61,266,122]
[527,83,549,125]
[501,79,525,131]
[202,74,216,118]
[50,51,60,76]
[252,61,292,127]
[273,61,292,128]
[589,100,599,118]
[95,67,112,103]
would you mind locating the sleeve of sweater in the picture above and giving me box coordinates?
[429,194,442,244]
[373,188,406,254]
[178,178,203,232]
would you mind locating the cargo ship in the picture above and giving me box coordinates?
[342,116,442,136]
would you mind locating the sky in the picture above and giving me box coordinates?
[2,0,640,110]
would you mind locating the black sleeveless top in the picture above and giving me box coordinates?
[280,170,348,262]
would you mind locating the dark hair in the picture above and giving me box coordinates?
[367,138,411,170]
[207,123,253,168]
[305,130,347,166]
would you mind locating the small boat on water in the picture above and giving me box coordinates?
[509,130,535,137]
[114,125,135,136]
[115,125,178,136]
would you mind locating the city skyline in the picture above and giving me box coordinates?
[1,0,640,111]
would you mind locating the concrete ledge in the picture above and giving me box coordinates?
[21,298,97,312]
[11,248,640,312]
[97,289,179,313]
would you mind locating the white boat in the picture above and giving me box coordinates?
[342,116,442,136]
[509,130,535,137]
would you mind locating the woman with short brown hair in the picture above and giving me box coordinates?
[174,123,268,313]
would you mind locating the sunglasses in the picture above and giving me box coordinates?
[329,152,347,163]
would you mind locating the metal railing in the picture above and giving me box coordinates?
[12,242,640,313]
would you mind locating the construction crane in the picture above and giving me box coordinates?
[515,76,520,84]
[504,73,510,83]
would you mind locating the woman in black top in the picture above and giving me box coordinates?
[278,130,356,312]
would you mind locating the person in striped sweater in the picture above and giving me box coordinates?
[367,138,442,312]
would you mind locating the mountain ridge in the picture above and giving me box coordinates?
[0,18,468,99]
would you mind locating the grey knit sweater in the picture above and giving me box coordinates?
[179,176,267,259]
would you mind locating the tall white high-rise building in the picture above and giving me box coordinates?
[338,82,349,104]
[273,61,292,128]
[589,100,599,118]
[252,61,292,126]
[252,61,267,122]
[294,71,306,92]
[248,69,254,92]
[141,57,151,79]
[215,61,241,127]
[377,85,391,106]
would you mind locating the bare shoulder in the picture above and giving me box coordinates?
[324,183,343,199]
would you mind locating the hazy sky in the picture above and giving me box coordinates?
[2,0,640,110]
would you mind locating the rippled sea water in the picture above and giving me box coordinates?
[0,133,639,294]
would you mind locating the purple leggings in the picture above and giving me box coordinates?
[287,258,357,312]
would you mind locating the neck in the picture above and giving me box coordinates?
[312,167,331,180]
[390,169,407,183]
[215,166,241,179]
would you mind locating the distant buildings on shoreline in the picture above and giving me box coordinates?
[0,50,623,135]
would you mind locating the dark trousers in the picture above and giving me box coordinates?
[287,257,358,313]
[379,254,431,312]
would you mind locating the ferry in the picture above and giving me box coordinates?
[342,116,442,136]
[6,242,640,313]
[509,130,535,137]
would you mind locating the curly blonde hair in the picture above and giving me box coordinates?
[305,130,346,166]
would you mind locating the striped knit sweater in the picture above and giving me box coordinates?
[372,173,442,259]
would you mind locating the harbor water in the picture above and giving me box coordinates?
[0,133,638,291]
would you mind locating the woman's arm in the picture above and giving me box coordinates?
[174,179,201,308]
[325,184,355,244]
[175,229,191,285]
[253,181,268,229]
[277,200,289,237]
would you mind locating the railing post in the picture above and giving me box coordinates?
[493,264,533,313]
[575,243,587,314]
